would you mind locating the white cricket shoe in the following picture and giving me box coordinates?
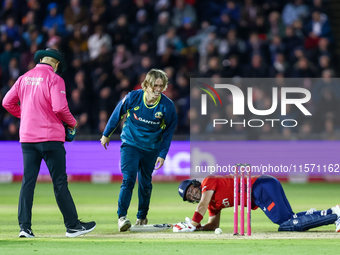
[135,218,148,225]
[118,216,131,232]
[331,204,340,217]
[331,205,340,233]
[336,217,340,233]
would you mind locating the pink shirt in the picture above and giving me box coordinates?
[2,64,76,143]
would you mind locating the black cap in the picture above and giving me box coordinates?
[34,48,67,73]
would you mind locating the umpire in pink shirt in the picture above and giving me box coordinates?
[2,48,96,238]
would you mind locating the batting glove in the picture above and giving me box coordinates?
[173,218,196,232]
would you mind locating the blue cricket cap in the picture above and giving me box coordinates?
[178,179,192,201]
[179,179,202,201]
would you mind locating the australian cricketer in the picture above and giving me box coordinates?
[100,69,177,231]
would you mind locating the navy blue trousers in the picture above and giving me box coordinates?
[118,144,159,219]
[252,175,294,225]
[253,175,337,230]
[19,142,79,229]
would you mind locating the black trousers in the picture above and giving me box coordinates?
[19,142,78,229]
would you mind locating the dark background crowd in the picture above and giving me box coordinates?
[0,0,338,140]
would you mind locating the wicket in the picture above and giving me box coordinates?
[233,163,251,236]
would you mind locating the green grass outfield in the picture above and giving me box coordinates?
[1,182,340,254]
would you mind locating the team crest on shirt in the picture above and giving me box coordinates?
[155,112,163,118]
[134,106,140,111]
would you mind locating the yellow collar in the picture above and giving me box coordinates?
[143,91,161,109]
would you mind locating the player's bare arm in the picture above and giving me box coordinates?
[191,190,214,227]
[201,212,221,231]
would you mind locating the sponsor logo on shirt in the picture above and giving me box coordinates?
[134,106,140,111]
[133,113,160,125]
[139,117,160,125]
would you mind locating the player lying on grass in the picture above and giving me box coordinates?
[174,175,340,233]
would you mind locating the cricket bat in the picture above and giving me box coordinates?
[130,223,173,232]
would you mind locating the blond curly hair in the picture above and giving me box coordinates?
[141,69,168,92]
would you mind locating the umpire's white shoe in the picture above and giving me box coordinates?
[118,216,131,232]
[135,218,148,225]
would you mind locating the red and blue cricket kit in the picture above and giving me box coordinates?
[201,175,259,217]
[251,175,294,224]
[253,176,337,230]
[202,175,292,224]
[203,175,337,230]
[103,89,177,219]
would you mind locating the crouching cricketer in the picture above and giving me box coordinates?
[174,175,340,232]
[100,69,177,231]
